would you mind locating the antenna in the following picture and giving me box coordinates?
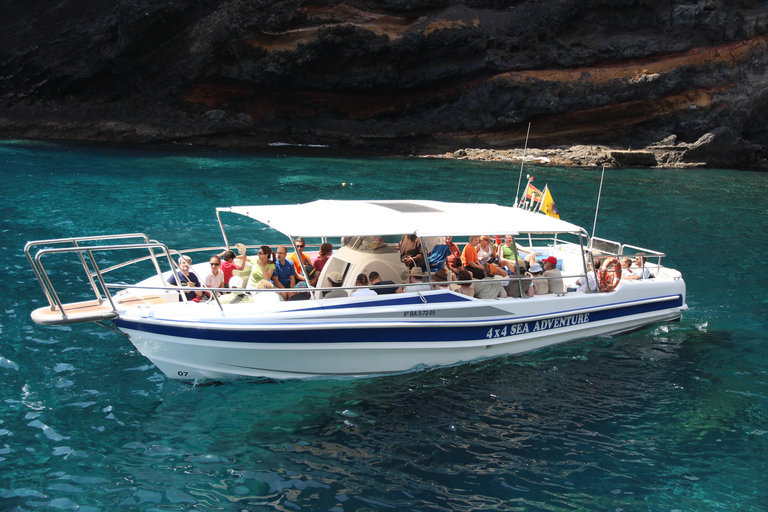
[590,165,606,249]
[514,122,532,206]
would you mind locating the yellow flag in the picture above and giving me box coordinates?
[540,186,560,219]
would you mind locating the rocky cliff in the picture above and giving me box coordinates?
[1,0,767,167]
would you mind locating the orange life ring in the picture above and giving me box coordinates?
[598,257,622,292]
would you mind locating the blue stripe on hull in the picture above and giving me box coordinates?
[307,292,473,311]
[115,295,683,344]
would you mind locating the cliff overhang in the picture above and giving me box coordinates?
[1,0,767,168]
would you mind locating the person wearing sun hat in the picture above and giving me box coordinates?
[542,256,564,294]
[218,276,253,304]
[400,266,431,293]
[528,263,549,295]
[302,264,319,287]
[473,263,508,299]
[323,271,348,298]
[432,268,452,290]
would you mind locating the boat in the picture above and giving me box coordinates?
[25,199,686,380]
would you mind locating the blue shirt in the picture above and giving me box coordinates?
[167,271,200,301]
[273,258,296,288]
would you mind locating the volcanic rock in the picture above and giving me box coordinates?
[0,0,767,168]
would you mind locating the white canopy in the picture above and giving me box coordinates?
[218,200,583,238]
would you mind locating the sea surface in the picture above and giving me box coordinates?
[1,139,767,511]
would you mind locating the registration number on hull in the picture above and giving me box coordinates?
[403,310,436,317]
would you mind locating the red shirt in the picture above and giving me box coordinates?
[220,260,238,284]
[312,255,329,273]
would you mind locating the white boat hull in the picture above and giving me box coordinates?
[26,200,688,381]
[115,280,686,380]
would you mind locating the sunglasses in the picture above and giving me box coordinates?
[210,263,220,266]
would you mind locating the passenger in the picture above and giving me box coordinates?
[218,276,253,304]
[497,235,538,268]
[217,249,246,286]
[399,234,425,270]
[476,236,498,266]
[457,270,475,296]
[350,273,377,297]
[528,263,549,295]
[620,257,639,280]
[541,256,564,293]
[399,267,431,293]
[288,281,311,301]
[312,242,333,273]
[497,235,515,263]
[443,236,463,275]
[518,246,538,267]
[632,252,654,279]
[247,245,276,289]
[504,262,533,298]
[203,256,225,298]
[253,278,282,302]
[167,255,203,302]
[323,271,348,298]
[288,238,312,283]
[303,264,319,288]
[575,259,600,292]
[273,246,296,299]
[462,236,485,279]
[431,269,452,290]
[473,263,509,299]
[369,271,399,294]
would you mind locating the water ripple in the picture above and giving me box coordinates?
[2,142,767,511]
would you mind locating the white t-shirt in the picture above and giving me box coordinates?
[205,271,225,290]
[576,272,598,292]
[351,288,377,297]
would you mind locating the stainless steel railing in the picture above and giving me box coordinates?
[25,234,179,320]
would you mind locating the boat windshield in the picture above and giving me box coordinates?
[343,236,400,254]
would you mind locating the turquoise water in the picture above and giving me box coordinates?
[1,139,767,511]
